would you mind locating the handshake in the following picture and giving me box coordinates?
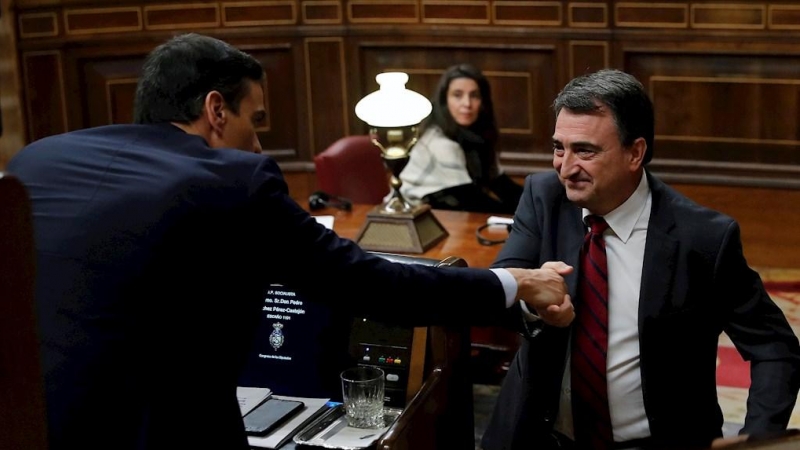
[507,262,575,328]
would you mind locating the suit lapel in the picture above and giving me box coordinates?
[639,174,679,323]
[556,201,584,298]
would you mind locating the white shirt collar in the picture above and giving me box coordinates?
[582,171,650,243]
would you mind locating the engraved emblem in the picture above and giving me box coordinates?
[269,322,285,351]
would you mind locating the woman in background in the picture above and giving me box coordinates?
[399,63,523,214]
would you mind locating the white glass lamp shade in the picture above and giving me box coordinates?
[355,72,432,127]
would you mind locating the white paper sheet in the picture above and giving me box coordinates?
[237,386,272,416]
[313,215,335,230]
[305,416,391,448]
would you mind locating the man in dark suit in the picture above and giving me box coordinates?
[7,34,574,450]
[481,69,800,450]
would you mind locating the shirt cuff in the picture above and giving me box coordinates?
[490,268,517,309]
[519,301,542,322]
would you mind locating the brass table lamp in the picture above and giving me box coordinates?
[353,72,448,253]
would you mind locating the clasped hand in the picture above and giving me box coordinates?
[507,261,574,327]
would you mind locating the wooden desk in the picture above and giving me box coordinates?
[317,204,505,269]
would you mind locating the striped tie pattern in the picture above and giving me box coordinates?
[572,215,613,449]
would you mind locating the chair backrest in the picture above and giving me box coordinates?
[0,173,48,449]
[314,135,390,204]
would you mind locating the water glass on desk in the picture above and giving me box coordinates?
[340,366,385,428]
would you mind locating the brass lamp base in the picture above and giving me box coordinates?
[355,204,448,253]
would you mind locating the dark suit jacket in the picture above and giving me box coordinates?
[8,123,508,450]
[481,171,800,450]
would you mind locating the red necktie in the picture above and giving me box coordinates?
[572,215,613,449]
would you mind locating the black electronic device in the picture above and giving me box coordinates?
[308,191,352,211]
[348,322,412,407]
[243,398,305,436]
[237,253,465,408]
[237,284,412,406]
[238,284,357,400]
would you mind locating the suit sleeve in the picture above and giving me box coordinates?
[244,157,509,327]
[715,221,800,434]
[494,176,545,270]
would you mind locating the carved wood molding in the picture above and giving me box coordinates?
[17,1,800,39]
[10,0,800,190]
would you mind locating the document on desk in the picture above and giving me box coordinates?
[247,395,330,449]
[313,215,335,230]
[294,406,401,449]
[237,386,272,416]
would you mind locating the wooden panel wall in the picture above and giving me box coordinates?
[7,0,800,267]
[12,0,800,183]
[0,0,26,168]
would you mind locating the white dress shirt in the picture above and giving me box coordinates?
[491,268,520,308]
[552,172,653,442]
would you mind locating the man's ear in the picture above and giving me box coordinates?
[628,137,646,170]
[204,91,227,133]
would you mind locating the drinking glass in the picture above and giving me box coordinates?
[340,366,385,428]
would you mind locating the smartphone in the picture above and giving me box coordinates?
[243,398,305,436]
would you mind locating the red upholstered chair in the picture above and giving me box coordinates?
[314,135,390,204]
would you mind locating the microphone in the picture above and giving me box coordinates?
[308,191,352,211]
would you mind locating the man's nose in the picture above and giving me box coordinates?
[253,135,263,154]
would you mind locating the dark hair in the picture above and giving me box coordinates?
[553,69,654,164]
[423,63,498,147]
[134,33,264,125]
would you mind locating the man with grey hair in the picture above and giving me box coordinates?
[482,69,800,450]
